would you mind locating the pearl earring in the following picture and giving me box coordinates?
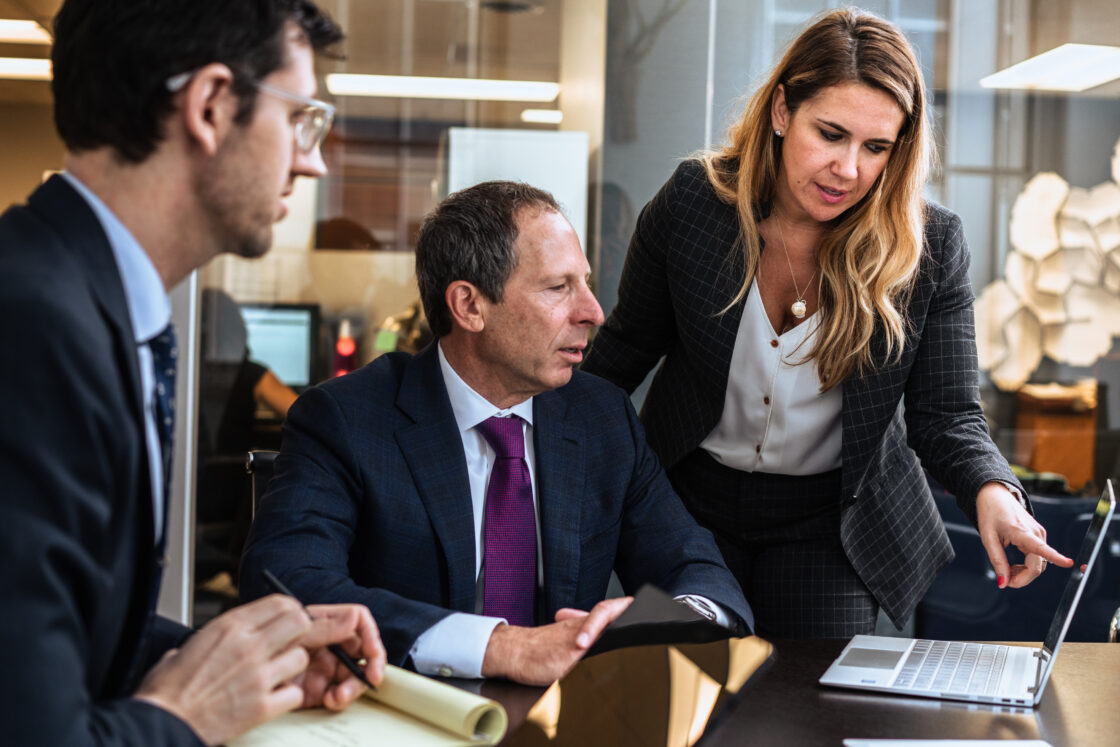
[775,129,783,137]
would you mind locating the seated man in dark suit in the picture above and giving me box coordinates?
[242,181,752,685]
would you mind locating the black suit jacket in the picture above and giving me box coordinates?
[583,160,1025,627]
[241,344,752,664]
[0,177,200,745]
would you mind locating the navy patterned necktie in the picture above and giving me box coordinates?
[476,415,537,627]
[148,324,177,495]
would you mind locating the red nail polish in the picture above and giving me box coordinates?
[996,575,1005,588]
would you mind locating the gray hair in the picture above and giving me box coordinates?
[415,180,560,338]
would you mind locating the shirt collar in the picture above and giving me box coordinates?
[61,171,170,344]
[437,341,535,432]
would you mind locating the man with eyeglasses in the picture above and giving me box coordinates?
[0,2,385,746]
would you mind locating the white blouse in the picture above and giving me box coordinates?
[700,279,843,474]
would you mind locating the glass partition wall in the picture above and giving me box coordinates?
[192,0,595,621]
[192,0,1120,625]
[1,0,1113,627]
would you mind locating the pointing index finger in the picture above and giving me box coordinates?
[1014,533,1073,568]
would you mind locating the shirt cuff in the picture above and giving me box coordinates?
[673,594,734,630]
[408,612,506,679]
[990,479,1030,510]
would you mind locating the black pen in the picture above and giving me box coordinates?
[262,569,377,691]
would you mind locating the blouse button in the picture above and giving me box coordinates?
[755,444,761,454]
[770,339,779,348]
[763,396,771,405]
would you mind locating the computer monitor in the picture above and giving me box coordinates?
[238,303,321,389]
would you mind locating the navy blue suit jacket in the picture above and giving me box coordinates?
[241,345,751,664]
[0,177,200,745]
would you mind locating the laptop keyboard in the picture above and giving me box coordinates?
[892,640,1009,694]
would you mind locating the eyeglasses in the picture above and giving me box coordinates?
[166,71,336,154]
[255,81,335,153]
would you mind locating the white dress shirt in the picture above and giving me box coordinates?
[410,344,735,678]
[702,279,843,474]
[62,172,171,541]
[408,343,540,678]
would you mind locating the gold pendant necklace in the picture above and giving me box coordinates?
[773,213,816,319]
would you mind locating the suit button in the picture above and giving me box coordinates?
[439,666,453,677]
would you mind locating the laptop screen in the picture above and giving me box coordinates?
[1034,480,1115,692]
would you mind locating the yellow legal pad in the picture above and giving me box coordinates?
[231,664,508,747]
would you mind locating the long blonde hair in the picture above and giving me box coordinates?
[702,8,932,390]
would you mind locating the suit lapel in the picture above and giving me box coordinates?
[27,175,154,548]
[841,318,912,498]
[842,375,878,498]
[28,176,145,425]
[26,176,160,688]
[705,235,749,395]
[395,347,479,613]
[533,389,583,617]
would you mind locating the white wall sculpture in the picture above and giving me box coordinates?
[975,134,1120,390]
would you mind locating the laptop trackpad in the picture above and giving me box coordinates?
[837,648,904,669]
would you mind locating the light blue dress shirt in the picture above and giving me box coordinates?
[61,171,171,542]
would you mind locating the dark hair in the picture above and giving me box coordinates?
[415,181,560,338]
[52,0,343,163]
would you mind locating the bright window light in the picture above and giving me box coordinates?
[520,108,563,124]
[0,19,51,44]
[0,57,51,80]
[980,43,1120,92]
[326,74,559,102]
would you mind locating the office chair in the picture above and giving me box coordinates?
[245,449,279,517]
[919,475,1120,641]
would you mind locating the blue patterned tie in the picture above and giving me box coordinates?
[148,324,177,497]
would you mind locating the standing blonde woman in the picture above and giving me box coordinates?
[583,7,1071,638]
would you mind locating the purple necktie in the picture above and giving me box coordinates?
[477,415,537,627]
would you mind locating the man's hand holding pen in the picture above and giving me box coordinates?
[291,603,387,710]
[133,596,386,746]
[261,568,384,707]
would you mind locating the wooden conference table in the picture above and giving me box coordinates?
[473,638,1120,746]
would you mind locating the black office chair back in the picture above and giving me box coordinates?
[245,449,279,517]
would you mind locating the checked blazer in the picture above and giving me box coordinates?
[582,160,1026,628]
[240,343,752,665]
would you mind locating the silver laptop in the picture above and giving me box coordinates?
[819,479,1115,707]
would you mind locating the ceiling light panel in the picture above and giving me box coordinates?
[0,57,51,80]
[326,74,559,102]
[0,19,51,44]
[520,108,562,124]
[980,43,1120,92]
